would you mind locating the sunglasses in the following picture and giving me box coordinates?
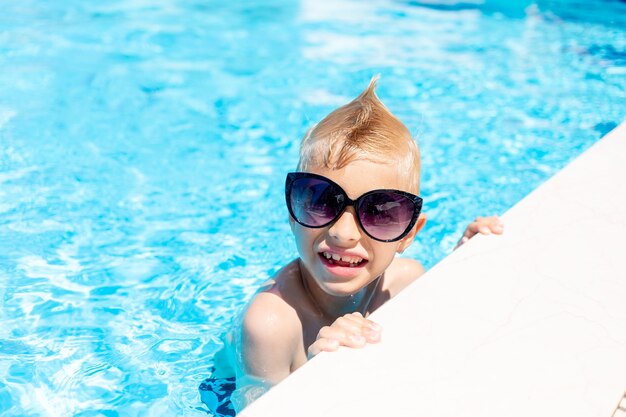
[285,172,423,242]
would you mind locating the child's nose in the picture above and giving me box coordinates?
[327,208,362,243]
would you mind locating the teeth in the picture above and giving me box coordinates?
[322,252,363,265]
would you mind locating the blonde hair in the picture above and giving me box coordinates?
[297,76,421,193]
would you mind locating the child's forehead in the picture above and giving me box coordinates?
[304,160,412,195]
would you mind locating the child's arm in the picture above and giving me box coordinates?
[240,292,300,384]
[231,292,300,412]
[455,215,504,249]
[307,312,381,358]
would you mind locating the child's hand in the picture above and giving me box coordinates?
[307,312,382,359]
[455,215,504,250]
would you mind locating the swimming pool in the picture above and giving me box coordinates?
[0,0,624,415]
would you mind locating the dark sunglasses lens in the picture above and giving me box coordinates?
[358,192,416,241]
[290,177,343,227]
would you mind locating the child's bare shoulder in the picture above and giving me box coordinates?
[244,291,297,327]
[383,257,426,295]
[241,261,303,355]
[239,261,307,381]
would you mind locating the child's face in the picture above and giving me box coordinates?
[289,159,424,297]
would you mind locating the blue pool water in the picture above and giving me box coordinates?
[1,0,625,415]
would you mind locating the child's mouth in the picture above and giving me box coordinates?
[319,252,367,268]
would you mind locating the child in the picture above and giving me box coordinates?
[223,76,503,412]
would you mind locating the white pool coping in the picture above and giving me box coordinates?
[240,122,626,417]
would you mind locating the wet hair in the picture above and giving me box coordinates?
[297,76,421,193]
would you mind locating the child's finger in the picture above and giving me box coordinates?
[362,326,382,343]
[307,338,339,358]
[456,215,504,251]
[332,315,366,334]
[478,216,504,235]
[490,217,504,234]
[334,313,379,333]
[341,312,378,328]
[319,324,374,348]
[340,314,382,342]
[479,225,491,234]
[318,325,366,348]
[343,318,382,342]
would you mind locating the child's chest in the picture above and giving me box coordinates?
[300,311,330,351]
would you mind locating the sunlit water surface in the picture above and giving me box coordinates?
[0,0,625,415]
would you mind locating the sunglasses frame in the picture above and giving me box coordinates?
[285,172,423,242]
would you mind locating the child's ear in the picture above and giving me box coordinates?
[396,213,427,254]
